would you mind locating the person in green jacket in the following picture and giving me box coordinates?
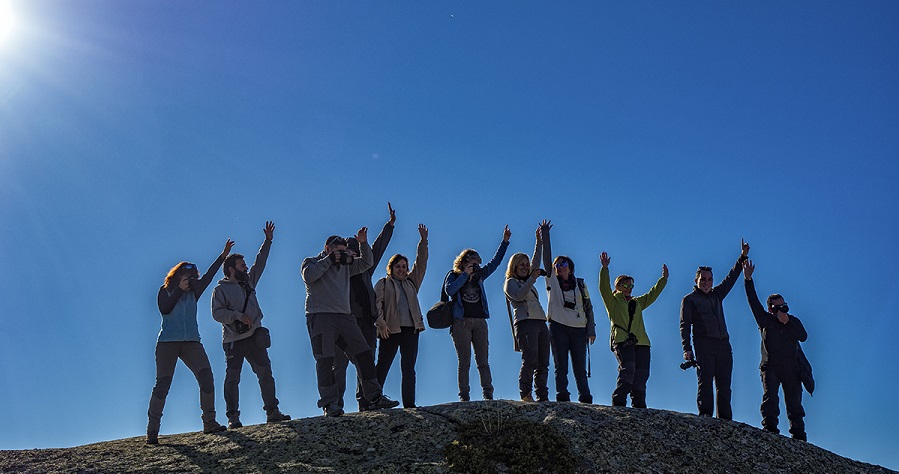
[598,251,668,408]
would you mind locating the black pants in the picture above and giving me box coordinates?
[612,344,650,407]
[306,312,381,410]
[761,364,806,439]
[516,319,550,400]
[334,315,378,410]
[223,329,280,421]
[549,321,591,403]
[375,326,419,408]
[694,337,733,419]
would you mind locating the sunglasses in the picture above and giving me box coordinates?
[182,263,196,270]
[619,283,634,289]
[554,261,569,268]
[771,303,790,313]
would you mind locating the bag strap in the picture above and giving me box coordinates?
[440,270,452,302]
[239,282,255,313]
[505,297,520,352]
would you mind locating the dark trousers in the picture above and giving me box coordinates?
[694,337,733,419]
[307,312,381,409]
[450,318,493,400]
[516,319,550,400]
[148,341,217,431]
[334,315,378,410]
[223,330,280,421]
[376,326,420,408]
[612,344,651,407]
[549,321,591,403]
[761,364,806,439]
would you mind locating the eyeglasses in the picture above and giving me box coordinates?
[619,283,634,289]
[554,261,569,268]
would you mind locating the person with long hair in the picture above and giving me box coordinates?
[147,239,233,444]
[598,251,668,408]
[541,221,595,403]
[373,224,429,408]
[444,225,511,401]
[503,225,549,402]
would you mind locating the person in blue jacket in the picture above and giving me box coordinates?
[147,239,233,445]
[444,225,511,401]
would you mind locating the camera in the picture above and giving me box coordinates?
[331,250,356,265]
[614,332,638,351]
[468,264,482,283]
[233,320,250,334]
[537,269,547,277]
[680,359,698,370]
[563,300,577,310]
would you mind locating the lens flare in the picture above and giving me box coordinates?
[0,0,14,46]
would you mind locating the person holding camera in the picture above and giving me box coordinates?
[302,227,400,417]
[211,221,290,429]
[504,224,550,402]
[541,221,596,404]
[742,259,809,441]
[147,239,233,444]
[679,239,750,420]
[334,203,397,412]
[373,223,429,408]
[599,251,668,408]
[444,225,511,401]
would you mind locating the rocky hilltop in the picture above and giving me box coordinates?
[0,401,892,473]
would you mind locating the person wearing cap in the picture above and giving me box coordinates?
[334,203,396,411]
[211,221,290,429]
[302,227,400,417]
[146,239,233,444]
[742,259,810,441]
[679,239,750,420]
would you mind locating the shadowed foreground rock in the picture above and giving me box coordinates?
[0,401,893,473]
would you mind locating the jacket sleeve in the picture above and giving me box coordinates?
[157,286,184,315]
[482,239,510,279]
[301,255,332,283]
[504,277,536,302]
[248,238,272,288]
[374,277,388,333]
[211,286,242,324]
[598,267,614,307]
[786,315,808,343]
[408,236,429,291]
[371,222,395,270]
[679,296,695,354]
[445,271,468,297]
[636,276,667,310]
[541,224,553,276]
[578,279,596,338]
[193,252,227,298]
[744,279,770,329]
[349,240,374,276]
[714,254,748,299]
[532,238,542,269]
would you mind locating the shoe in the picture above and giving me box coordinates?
[368,395,400,410]
[266,411,291,423]
[203,421,226,433]
[520,394,535,402]
[578,395,593,404]
[146,431,158,445]
[228,419,243,429]
[483,393,494,401]
[536,397,549,403]
[459,395,470,402]
[792,433,807,442]
[556,394,571,402]
[324,404,344,417]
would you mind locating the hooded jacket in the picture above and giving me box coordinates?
[679,254,747,354]
[599,266,667,347]
[374,236,428,335]
[302,239,373,315]
[211,238,271,344]
[445,239,510,320]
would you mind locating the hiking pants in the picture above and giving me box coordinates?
[549,321,591,403]
[761,364,806,439]
[451,317,492,400]
[613,344,650,408]
[333,314,378,410]
[516,319,550,400]
[307,312,381,409]
[223,329,280,422]
[148,341,217,431]
[694,336,733,419]
[375,326,420,408]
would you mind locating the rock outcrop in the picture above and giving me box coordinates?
[0,401,892,473]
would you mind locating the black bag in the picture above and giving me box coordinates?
[255,326,271,349]
[797,344,814,395]
[426,271,454,329]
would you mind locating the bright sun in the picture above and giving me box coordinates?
[0,0,15,46]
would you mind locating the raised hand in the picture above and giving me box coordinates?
[356,226,368,243]
[264,221,275,241]
[503,225,512,242]
[742,259,755,279]
[222,239,235,256]
[662,264,669,279]
[741,238,750,257]
[388,202,397,226]
[600,251,610,268]
[418,223,428,240]
[535,226,542,243]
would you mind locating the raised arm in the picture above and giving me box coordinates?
[481,225,511,279]
[301,254,333,283]
[532,225,543,270]
[742,259,769,328]
[540,220,553,276]
[636,264,668,309]
[598,252,613,303]
[349,227,374,276]
[408,224,429,290]
[248,222,274,287]
[370,203,396,269]
[715,239,751,297]
[193,239,234,298]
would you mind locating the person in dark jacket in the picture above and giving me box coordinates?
[742,259,809,441]
[679,239,750,419]
[334,203,395,411]
[147,240,233,444]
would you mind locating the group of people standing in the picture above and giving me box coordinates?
[146,206,811,445]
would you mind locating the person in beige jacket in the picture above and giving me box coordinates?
[374,224,429,408]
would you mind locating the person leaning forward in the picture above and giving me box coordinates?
[211,221,290,429]
[301,227,400,417]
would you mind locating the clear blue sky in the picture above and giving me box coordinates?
[2,0,897,469]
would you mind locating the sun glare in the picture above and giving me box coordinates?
[0,0,15,47]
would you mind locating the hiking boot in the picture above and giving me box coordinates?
[578,395,594,404]
[367,395,400,410]
[323,404,344,417]
[459,394,470,402]
[146,431,158,445]
[556,394,571,402]
[228,419,243,429]
[266,411,291,423]
[520,394,535,402]
[483,393,494,401]
[203,420,226,434]
[536,396,549,403]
